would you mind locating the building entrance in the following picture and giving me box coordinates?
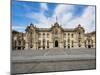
[55,40,58,47]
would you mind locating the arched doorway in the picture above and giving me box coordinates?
[55,40,58,47]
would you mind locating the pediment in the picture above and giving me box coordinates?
[51,22,64,32]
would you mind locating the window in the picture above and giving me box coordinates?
[79,32,81,37]
[64,33,66,38]
[71,34,74,38]
[68,33,70,37]
[68,44,70,48]
[68,33,70,36]
[43,33,45,38]
[47,40,49,48]
[78,40,81,47]
[64,40,66,48]
[47,33,49,38]
[38,40,41,48]
[72,40,74,47]
[43,39,45,49]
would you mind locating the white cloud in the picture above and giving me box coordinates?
[54,4,73,17]
[52,4,74,27]
[40,3,48,11]
[65,6,96,32]
[53,4,95,32]
[25,4,95,32]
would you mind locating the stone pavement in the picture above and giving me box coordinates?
[11,48,96,74]
[11,48,96,62]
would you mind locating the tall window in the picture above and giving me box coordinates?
[79,32,81,37]
[47,33,49,38]
[72,40,74,47]
[38,40,41,48]
[78,40,81,47]
[68,33,70,38]
[64,40,66,48]
[47,40,49,48]
[43,33,45,38]
[64,33,66,38]
[43,39,45,49]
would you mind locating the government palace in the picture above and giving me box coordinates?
[12,22,96,50]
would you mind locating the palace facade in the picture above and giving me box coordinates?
[12,22,96,50]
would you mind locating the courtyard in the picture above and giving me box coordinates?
[11,48,96,74]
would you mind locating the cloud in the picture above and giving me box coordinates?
[40,3,48,11]
[24,3,95,32]
[53,4,74,26]
[52,4,95,32]
[26,4,74,28]
[65,6,96,32]
[54,4,74,17]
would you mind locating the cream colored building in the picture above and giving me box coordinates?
[12,22,96,50]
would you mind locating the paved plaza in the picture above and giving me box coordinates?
[11,48,96,74]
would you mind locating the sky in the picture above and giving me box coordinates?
[12,0,96,33]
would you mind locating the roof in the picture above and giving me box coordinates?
[64,28,74,32]
[85,31,96,36]
[37,28,51,32]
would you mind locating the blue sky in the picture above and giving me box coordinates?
[12,0,96,32]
